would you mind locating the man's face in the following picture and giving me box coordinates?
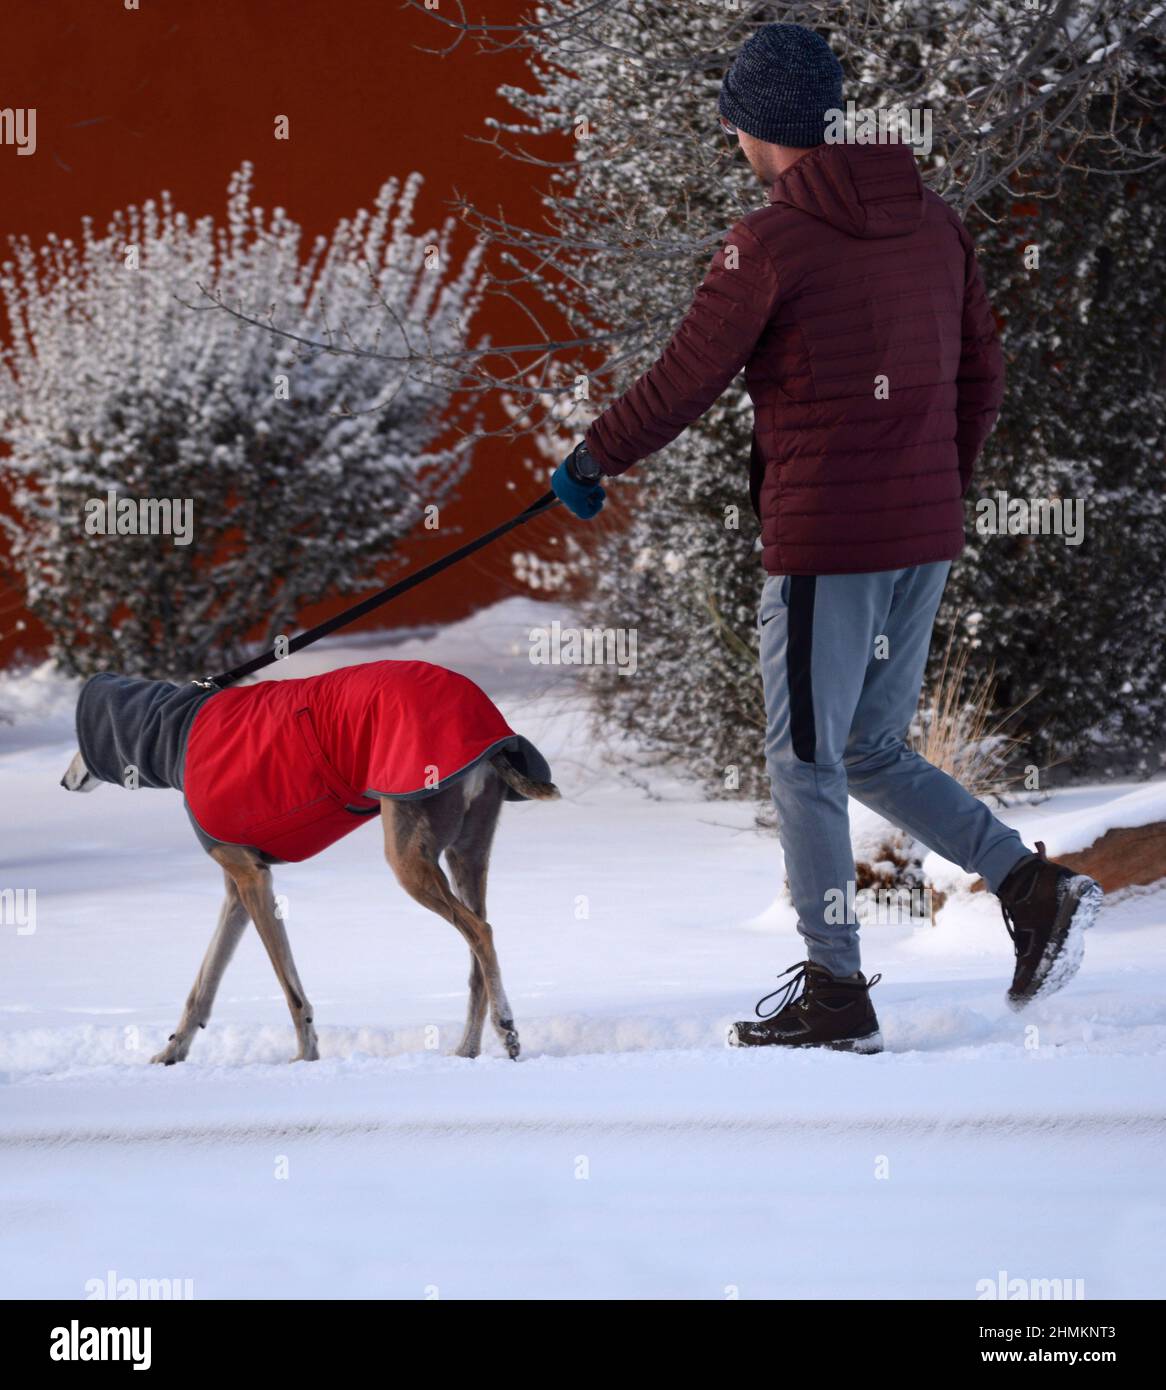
[723,120,813,188]
[736,129,781,187]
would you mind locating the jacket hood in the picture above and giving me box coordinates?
[767,141,924,239]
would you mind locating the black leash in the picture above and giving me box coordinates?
[197,490,561,690]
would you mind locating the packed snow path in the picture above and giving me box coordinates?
[2,602,1164,1298]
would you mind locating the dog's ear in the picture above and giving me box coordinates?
[60,750,100,793]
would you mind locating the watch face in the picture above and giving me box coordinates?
[575,446,601,480]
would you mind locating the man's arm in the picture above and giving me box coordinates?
[953,220,1005,496]
[583,220,781,476]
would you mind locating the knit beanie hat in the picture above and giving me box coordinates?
[718,23,844,148]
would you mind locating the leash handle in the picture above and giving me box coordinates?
[200,490,561,689]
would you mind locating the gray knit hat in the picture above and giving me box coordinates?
[718,23,843,148]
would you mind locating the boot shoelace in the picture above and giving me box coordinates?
[755,962,811,1019]
[754,963,881,1020]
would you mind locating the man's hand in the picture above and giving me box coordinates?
[551,442,606,520]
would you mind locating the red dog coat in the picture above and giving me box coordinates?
[179,660,545,862]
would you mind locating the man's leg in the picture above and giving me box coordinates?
[759,568,899,976]
[842,561,1030,894]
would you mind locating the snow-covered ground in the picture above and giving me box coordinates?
[2,601,1165,1300]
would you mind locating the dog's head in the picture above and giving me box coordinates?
[60,750,101,793]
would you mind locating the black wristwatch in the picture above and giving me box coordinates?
[568,441,603,483]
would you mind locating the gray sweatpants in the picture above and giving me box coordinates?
[759,562,1030,977]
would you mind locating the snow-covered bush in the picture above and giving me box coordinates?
[0,164,482,678]
[943,43,1166,778]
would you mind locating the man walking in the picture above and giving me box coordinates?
[551,23,1103,1052]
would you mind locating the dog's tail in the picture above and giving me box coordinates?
[491,753,560,801]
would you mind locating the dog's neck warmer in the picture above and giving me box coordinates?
[76,673,213,791]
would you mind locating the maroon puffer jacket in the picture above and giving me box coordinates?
[584,142,1004,575]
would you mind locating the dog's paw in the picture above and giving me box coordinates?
[491,1009,520,1060]
[150,1033,187,1065]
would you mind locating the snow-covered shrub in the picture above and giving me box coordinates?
[941,45,1166,778]
[0,164,482,678]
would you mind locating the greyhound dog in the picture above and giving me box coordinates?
[61,660,558,1064]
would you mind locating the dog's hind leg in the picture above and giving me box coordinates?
[151,866,249,1065]
[382,797,520,1060]
[454,957,487,1060]
[218,845,320,1062]
[445,776,505,1059]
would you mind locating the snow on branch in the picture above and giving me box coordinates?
[0,164,483,677]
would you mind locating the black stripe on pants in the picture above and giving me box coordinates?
[787,575,817,764]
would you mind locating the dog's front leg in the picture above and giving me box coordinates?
[152,871,249,1065]
[226,853,320,1063]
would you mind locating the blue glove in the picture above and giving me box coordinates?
[552,443,607,520]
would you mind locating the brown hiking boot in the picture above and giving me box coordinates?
[998,840,1102,1011]
[728,962,883,1053]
